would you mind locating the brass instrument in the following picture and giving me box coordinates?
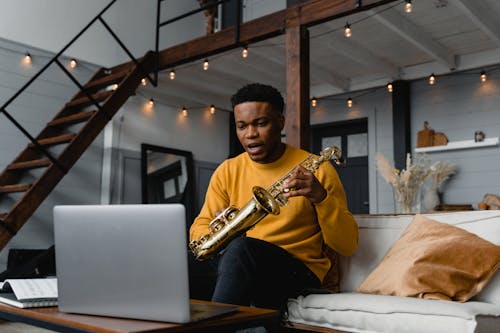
[189,146,346,261]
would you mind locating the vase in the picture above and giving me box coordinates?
[393,185,422,214]
[422,187,441,211]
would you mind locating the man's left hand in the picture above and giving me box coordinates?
[282,166,326,204]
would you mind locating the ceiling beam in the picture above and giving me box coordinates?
[452,0,500,47]
[369,7,456,70]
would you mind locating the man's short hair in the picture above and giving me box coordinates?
[231,83,284,114]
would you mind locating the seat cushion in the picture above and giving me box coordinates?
[287,292,500,333]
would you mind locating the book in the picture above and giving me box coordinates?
[0,278,57,308]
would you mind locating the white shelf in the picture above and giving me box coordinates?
[414,137,499,153]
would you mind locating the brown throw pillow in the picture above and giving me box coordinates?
[357,214,500,302]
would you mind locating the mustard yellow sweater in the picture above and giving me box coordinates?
[190,144,358,282]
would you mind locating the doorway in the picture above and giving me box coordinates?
[311,118,369,214]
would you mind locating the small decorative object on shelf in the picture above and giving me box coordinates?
[376,152,429,214]
[474,130,485,142]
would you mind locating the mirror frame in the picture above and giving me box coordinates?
[141,143,195,224]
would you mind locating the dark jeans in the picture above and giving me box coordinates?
[211,237,321,310]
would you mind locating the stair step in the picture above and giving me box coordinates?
[48,110,96,127]
[66,90,113,109]
[29,133,76,148]
[84,69,130,91]
[0,184,31,193]
[7,159,51,171]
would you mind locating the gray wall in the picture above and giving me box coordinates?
[0,38,104,270]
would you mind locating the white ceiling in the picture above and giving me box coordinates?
[143,0,500,112]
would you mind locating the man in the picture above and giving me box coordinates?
[190,83,358,310]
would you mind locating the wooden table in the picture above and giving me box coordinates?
[0,301,281,333]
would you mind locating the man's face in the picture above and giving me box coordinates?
[234,101,285,164]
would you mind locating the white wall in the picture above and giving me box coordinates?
[0,0,205,68]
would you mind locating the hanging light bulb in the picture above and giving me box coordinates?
[182,107,188,117]
[148,98,155,106]
[209,104,216,114]
[344,22,352,38]
[203,59,209,71]
[311,97,317,108]
[141,78,147,86]
[24,52,32,64]
[480,70,487,83]
[405,0,413,13]
[347,97,353,108]
[387,82,393,93]
[242,46,249,58]
[69,59,78,69]
[169,69,176,80]
[428,73,436,85]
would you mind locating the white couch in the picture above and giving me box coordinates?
[286,210,500,333]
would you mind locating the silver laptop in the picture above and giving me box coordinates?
[53,204,237,323]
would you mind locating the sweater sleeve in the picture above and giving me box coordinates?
[189,161,230,242]
[315,162,359,256]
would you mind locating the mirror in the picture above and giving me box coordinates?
[141,143,195,224]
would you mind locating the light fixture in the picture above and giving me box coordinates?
[24,52,32,64]
[480,70,487,83]
[148,98,155,106]
[182,107,188,117]
[405,0,412,14]
[344,22,352,38]
[428,73,436,85]
[209,104,216,114]
[242,46,249,58]
[347,97,353,108]
[169,69,176,80]
[311,97,317,107]
[141,78,147,86]
[203,59,209,71]
[387,82,393,93]
[69,59,77,69]
[111,83,118,91]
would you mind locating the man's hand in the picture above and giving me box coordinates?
[282,166,327,204]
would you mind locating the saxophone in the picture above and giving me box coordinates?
[189,146,346,261]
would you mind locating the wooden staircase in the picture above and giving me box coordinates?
[0,51,155,251]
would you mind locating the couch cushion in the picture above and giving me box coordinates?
[287,292,500,333]
[356,214,500,302]
[341,211,500,302]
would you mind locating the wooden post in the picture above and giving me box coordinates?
[285,24,310,149]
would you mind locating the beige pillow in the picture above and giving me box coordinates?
[357,214,500,302]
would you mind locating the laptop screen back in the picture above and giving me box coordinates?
[54,204,191,323]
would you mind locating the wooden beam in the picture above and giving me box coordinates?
[285,24,310,149]
[111,0,397,73]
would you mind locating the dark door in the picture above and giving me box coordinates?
[311,119,369,214]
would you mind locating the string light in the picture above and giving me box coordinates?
[111,83,118,91]
[344,22,352,38]
[480,70,487,83]
[209,104,216,114]
[69,59,77,68]
[141,78,147,86]
[428,73,436,85]
[182,107,188,117]
[347,97,353,108]
[405,0,412,14]
[311,97,317,107]
[148,98,155,106]
[24,52,32,64]
[203,59,209,71]
[169,69,176,80]
[387,82,393,93]
[242,46,249,58]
